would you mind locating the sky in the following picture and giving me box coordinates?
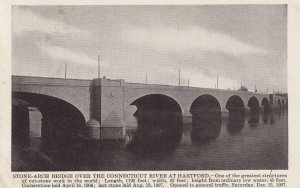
[12,5,287,93]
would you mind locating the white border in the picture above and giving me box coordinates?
[1,0,299,187]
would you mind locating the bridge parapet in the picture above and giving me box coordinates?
[12,75,91,87]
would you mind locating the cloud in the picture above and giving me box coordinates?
[122,26,271,57]
[40,43,98,66]
[177,67,241,89]
[13,6,89,37]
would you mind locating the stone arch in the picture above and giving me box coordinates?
[190,94,221,115]
[225,95,245,135]
[247,96,260,125]
[12,92,86,146]
[261,98,271,112]
[226,95,245,112]
[189,95,221,143]
[128,92,185,114]
[128,94,183,152]
[131,94,182,114]
[247,96,260,112]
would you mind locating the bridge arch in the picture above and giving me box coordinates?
[189,95,221,143]
[127,92,185,114]
[261,98,271,112]
[190,94,221,115]
[247,96,260,112]
[131,94,182,114]
[226,95,245,112]
[12,92,86,146]
[225,95,245,135]
[128,94,183,152]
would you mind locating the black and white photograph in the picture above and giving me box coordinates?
[11,5,288,171]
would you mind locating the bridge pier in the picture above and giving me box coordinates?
[245,106,251,114]
[87,78,126,140]
[12,104,30,145]
[221,109,229,118]
[84,119,101,139]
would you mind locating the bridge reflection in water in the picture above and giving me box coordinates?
[12,97,84,169]
[12,105,287,171]
[227,111,246,135]
[127,94,183,154]
[127,111,183,154]
[191,112,221,144]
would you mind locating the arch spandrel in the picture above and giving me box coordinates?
[12,84,91,121]
[12,92,87,126]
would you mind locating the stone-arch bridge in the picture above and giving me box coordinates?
[12,76,287,140]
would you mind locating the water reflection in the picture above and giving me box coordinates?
[35,116,83,166]
[227,111,245,135]
[191,112,221,145]
[277,109,282,117]
[270,111,275,125]
[12,99,288,171]
[248,110,260,128]
[12,98,86,170]
[127,110,182,154]
[262,111,270,124]
[12,104,30,145]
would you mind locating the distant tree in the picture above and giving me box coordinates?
[239,86,248,92]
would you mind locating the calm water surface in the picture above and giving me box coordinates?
[12,110,288,171]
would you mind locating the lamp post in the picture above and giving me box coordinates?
[98,55,100,78]
[178,69,181,86]
[64,62,67,79]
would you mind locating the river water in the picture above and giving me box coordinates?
[12,110,288,171]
